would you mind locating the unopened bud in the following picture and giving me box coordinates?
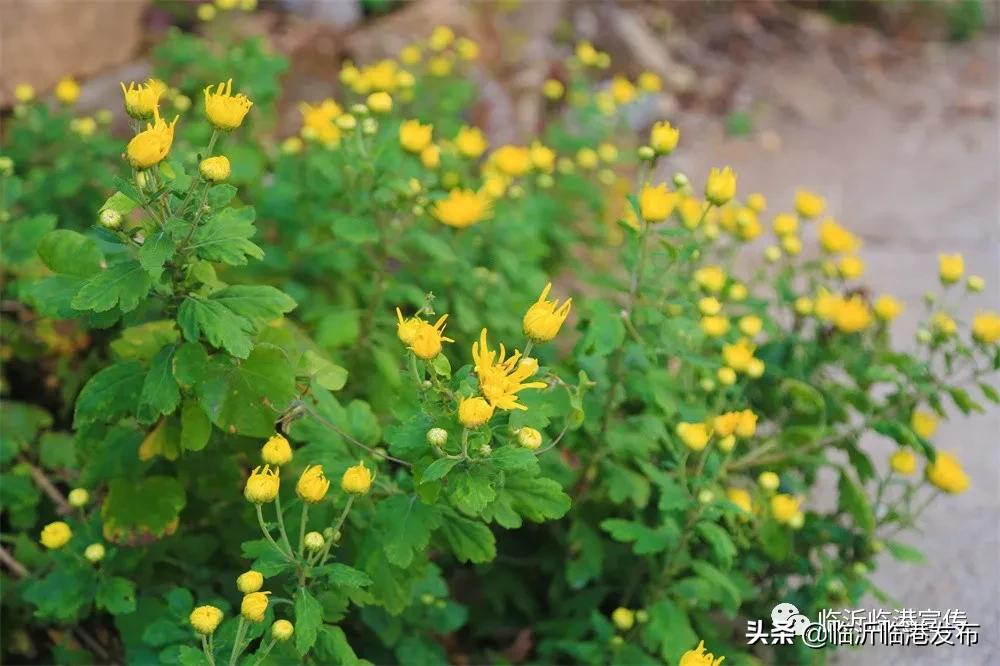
[916,328,932,344]
[717,434,736,453]
[303,531,324,551]
[637,145,655,160]
[698,489,714,504]
[672,172,689,188]
[84,543,105,563]
[362,118,378,135]
[699,378,715,392]
[350,103,369,116]
[426,428,448,447]
[335,114,357,130]
[765,246,781,263]
[0,157,14,176]
[967,275,985,292]
[68,488,90,507]
[478,444,492,456]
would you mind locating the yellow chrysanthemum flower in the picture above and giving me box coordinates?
[203,79,253,130]
[458,396,494,428]
[429,25,455,51]
[408,315,453,360]
[190,605,224,635]
[770,494,801,524]
[972,311,1000,344]
[55,77,80,105]
[639,183,678,222]
[772,213,798,237]
[125,107,178,169]
[420,145,441,169]
[833,295,872,333]
[542,79,564,100]
[14,82,35,103]
[722,339,755,373]
[926,451,969,494]
[241,591,271,622]
[746,192,767,214]
[795,188,825,219]
[366,91,392,114]
[726,488,752,514]
[890,450,917,476]
[199,155,231,182]
[679,639,725,666]
[938,253,965,284]
[529,141,556,173]
[261,433,292,466]
[523,283,572,343]
[638,71,662,92]
[299,99,343,147]
[931,312,956,337]
[396,308,422,345]
[874,295,904,321]
[705,167,737,206]
[400,119,433,153]
[237,570,264,593]
[40,521,72,549]
[676,422,710,452]
[471,329,546,411]
[244,465,280,503]
[341,461,374,495]
[120,79,167,120]
[296,465,330,503]
[491,145,531,177]
[700,316,729,337]
[432,189,492,229]
[818,218,860,254]
[910,410,938,439]
[838,255,865,280]
[610,75,637,105]
[455,126,488,159]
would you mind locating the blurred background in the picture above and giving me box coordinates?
[2,1,998,663]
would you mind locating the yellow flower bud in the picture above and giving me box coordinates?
[967,275,985,292]
[758,471,780,492]
[746,358,765,378]
[68,488,90,507]
[676,422,710,452]
[738,315,762,337]
[649,121,679,155]
[190,605,224,634]
[458,396,494,428]
[341,461,373,495]
[794,189,825,219]
[716,367,737,386]
[516,427,542,451]
[542,79,564,100]
[794,297,813,316]
[611,607,635,631]
[727,488,752,514]
[426,428,448,447]
[120,79,167,120]
[14,83,35,103]
[203,79,253,131]
[241,591,271,622]
[303,531,325,551]
[523,282,572,343]
[698,297,721,316]
[271,619,294,641]
[366,91,392,114]
[399,119,433,153]
[244,465,280,503]
[199,155,231,182]
[55,77,80,105]
[735,409,758,438]
[926,451,969,494]
[84,543,106,563]
[296,465,331,503]
[770,494,801,524]
[717,435,736,453]
[704,166,736,206]
[639,183,678,222]
[237,570,264,594]
[261,433,293,466]
[889,450,917,476]
[99,208,122,229]
[39,521,72,549]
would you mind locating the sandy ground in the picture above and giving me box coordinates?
[673,34,999,665]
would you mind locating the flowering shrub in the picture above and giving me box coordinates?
[2,22,999,666]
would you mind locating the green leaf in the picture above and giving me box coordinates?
[695,522,736,568]
[1,214,56,265]
[206,184,237,208]
[189,206,263,266]
[421,458,460,483]
[208,285,296,325]
[39,432,76,470]
[691,561,742,609]
[139,230,175,281]
[101,476,186,544]
[299,350,348,391]
[386,413,433,461]
[582,302,625,356]
[317,563,373,589]
[138,346,180,422]
[449,466,496,516]
[97,576,137,615]
[980,382,1000,404]
[885,540,925,563]
[838,470,875,533]
[490,446,539,474]
[314,625,360,666]
[195,346,297,437]
[438,511,496,564]
[172,342,210,389]
[71,260,152,313]
[377,495,442,568]
[177,297,254,359]
[498,473,570,523]
[642,600,697,664]
[37,229,102,277]
[600,518,678,555]
[294,587,323,656]
[315,310,360,348]
[74,362,146,427]
[111,321,179,361]
[101,190,138,216]
[180,401,211,451]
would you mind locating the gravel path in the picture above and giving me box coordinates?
[673,35,999,665]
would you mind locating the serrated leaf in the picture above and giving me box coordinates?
[37,229,103,277]
[189,206,263,266]
[490,446,540,474]
[838,470,874,533]
[314,626,360,666]
[498,473,570,523]
[74,362,146,427]
[111,320,179,361]
[96,576,137,615]
[421,457,460,483]
[101,476,186,544]
[600,518,679,555]
[139,230,175,281]
[138,345,180,422]
[208,285,296,324]
[101,190,138,216]
[438,511,496,564]
[206,184,237,208]
[71,260,152,313]
[299,350,348,391]
[377,495,442,568]
[449,467,496,516]
[294,587,323,656]
[695,521,736,568]
[317,563,373,589]
[177,297,254,359]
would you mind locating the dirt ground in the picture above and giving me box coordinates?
[672,33,999,666]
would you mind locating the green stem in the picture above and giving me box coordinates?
[317,496,356,568]
[202,634,215,666]
[274,493,295,558]
[522,340,534,359]
[227,617,248,666]
[252,638,277,666]
[297,504,309,559]
[255,505,292,561]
